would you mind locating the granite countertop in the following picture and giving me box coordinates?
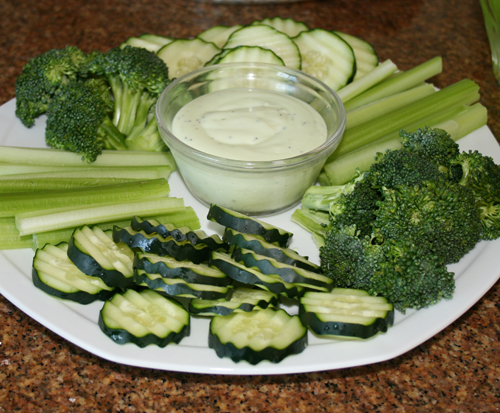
[1,0,500,411]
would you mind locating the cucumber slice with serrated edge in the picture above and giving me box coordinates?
[198,25,243,48]
[251,17,309,38]
[206,45,285,67]
[334,31,379,80]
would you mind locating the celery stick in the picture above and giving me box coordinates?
[343,56,443,111]
[0,165,172,181]
[31,206,201,250]
[346,83,436,129]
[0,177,134,193]
[291,208,330,240]
[328,79,480,161]
[0,163,172,179]
[323,102,488,185]
[0,147,176,169]
[337,59,398,103]
[0,178,171,218]
[15,197,186,236]
[0,217,32,249]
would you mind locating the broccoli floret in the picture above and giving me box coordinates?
[399,127,460,175]
[373,179,482,265]
[15,46,87,127]
[45,80,127,162]
[450,150,500,240]
[369,238,455,313]
[88,45,170,144]
[320,225,384,292]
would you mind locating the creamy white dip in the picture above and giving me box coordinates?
[172,88,327,161]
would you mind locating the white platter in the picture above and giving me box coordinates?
[0,97,499,375]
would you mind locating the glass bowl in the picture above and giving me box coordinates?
[156,62,346,216]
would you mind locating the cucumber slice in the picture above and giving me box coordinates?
[207,45,285,66]
[334,31,379,80]
[198,25,243,48]
[32,242,115,304]
[157,38,221,79]
[251,17,309,38]
[188,287,279,316]
[207,204,293,248]
[113,226,214,264]
[131,216,228,251]
[231,247,332,289]
[299,289,394,339]
[134,269,232,300]
[293,28,356,91]
[134,252,231,286]
[223,227,320,272]
[223,24,301,70]
[98,289,190,347]
[68,226,135,289]
[209,307,308,365]
[121,34,173,53]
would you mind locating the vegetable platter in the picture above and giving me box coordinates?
[1,98,500,375]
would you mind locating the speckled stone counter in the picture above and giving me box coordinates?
[1,0,500,411]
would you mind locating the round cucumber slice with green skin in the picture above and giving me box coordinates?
[157,38,221,79]
[206,45,285,67]
[188,287,279,316]
[68,226,135,289]
[223,227,321,273]
[293,28,356,91]
[133,269,232,300]
[113,226,213,264]
[299,289,394,339]
[133,252,231,287]
[131,216,228,251]
[250,17,309,38]
[231,247,333,289]
[333,31,379,80]
[98,289,190,347]
[223,24,301,70]
[209,307,308,365]
[207,204,293,248]
[32,242,115,304]
[197,25,243,49]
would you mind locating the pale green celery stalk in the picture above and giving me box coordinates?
[0,147,176,169]
[323,102,488,185]
[0,164,172,180]
[291,208,330,243]
[346,83,436,129]
[317,172,331,186]
[31,206,201,250]
[337,59,398,103]
[343,56,442,111]
[0,177,135,193]
[0,178,170,218]
[327,78,480,162]
[0,165,172,181]
[16,197,186,236]
[0,217,32,249]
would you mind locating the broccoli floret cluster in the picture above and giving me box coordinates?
[15,45,170,162]
[295,127,500,312]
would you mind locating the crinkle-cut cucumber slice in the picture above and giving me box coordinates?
[333,30,379,80]
[32,242,115,304]
[293,28,356,91]
[134,252,231,286]
[197,25,243,48]
[121,34,173,53]
[209,307,308,364]
[157,38,221,79]
[188,286,279,316]
[207,45,285,67]
[131,216,228,251]
[68,225,135,289]
[134,269,232,300]
[98,289,190,347]
[207,204,293,248]
[223,24,301,70]
[299,289,394,340]
[251,17,309,38]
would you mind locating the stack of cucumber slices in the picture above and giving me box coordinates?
[32,203,394,365]
[121,16,379,92]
